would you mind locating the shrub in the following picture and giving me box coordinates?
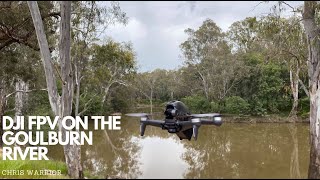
[298,96,310,117]
[210,101,221,112]
[225,96,250,115]
[181,95,211,113]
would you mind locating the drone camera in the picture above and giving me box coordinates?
[164,104,178,119]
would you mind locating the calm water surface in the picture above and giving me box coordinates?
[47,116,310,179]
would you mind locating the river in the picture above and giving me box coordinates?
[46,115,310,179]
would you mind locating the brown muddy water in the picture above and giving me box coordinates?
[46,115,310,179]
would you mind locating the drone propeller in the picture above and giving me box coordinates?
[125,113,150,117]
[125,113,153,136]
[188,113,220,118]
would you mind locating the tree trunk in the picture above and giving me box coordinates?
[13,78,29,140]
[75,79,80,116]
[198,71,209,100]
[59,2,83,178]
[302,1,320,178]
[0,106,4,148]
[101,83,113,112]
[150,87,153,115]
[27,1,59,115]
[308,83,320,178]
[14,78,29,125]
[0,84,6,148]
[74,60,81,116]
[28,1,83,178]
[289,68,299,119]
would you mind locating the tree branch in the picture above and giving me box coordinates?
[0,38,14,50]
[51,60,64,84]
[279,1,299,12]
[104,130,120,153]
[298,78,309,97]
[6,88,47,98]
[0,10,60,51]
[78,94,96,116]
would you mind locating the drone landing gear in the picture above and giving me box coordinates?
[176,128,193,140]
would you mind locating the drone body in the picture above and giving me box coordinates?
[126,100,222,141]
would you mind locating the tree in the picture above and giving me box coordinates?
[171,66,203,99]
[0,1,56,148]
[71,1,128,116]
[88,39,136,113]
[301,1,320,178]
[131,71,157,114]
[228,17,260,53]
[180,19,224,100]
[180,19,246,101]
[0,43,46,147]
[27,1,82,178]
[258,15,308,118]
[228,15,308,116]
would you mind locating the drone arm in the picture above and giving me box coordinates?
[139,119,164,136]
[142,119,164,128]
[177,121,193,126]
[200,118,222,126]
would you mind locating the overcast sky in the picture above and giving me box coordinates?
[102,1,303,72]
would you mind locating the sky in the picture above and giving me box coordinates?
[101,1,303,72]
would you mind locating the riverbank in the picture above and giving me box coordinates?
[223,115,309,123]
[135,103,310,124]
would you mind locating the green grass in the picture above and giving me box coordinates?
[0,148,69,179]
[84,171,104,179]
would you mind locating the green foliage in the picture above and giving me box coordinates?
[71,1,128,42]
[24,91,53,117]
[108,85,136,114]
[89,39,136,92]
[0,1,56,51]
[298,97,310,118]
[74,38,137,115]
[224,96,250,114]
[232,51,292,115]
[76,93,103,116]
[181,95,211,113]
[228,17,259,52]
[249,97,267,116]
[210,101,221,113]
[257,63,285,112]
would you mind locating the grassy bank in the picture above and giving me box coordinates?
[0,148,107,179]
[0,148,69,179]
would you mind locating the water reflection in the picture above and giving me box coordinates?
[47,117,310,179]
[80,119,142,178]
[288,124,301,179]
[181,123,310,179]
[133,136,188,179]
